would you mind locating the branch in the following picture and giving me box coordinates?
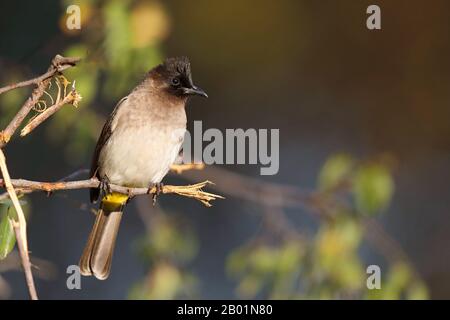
[0,177,224,207]
[0,55,80,147]
[20,86,82,137]
[0,54,80,300]
[0,150,37,300]
[0,55,80,95]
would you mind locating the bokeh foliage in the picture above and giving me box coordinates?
[226,154,427,299]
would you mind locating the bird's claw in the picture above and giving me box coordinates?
[99,176,112,197]
[149,182,164,205]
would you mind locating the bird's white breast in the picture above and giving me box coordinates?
[99,125,185,187]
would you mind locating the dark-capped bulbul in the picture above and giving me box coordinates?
[79,57,207,280]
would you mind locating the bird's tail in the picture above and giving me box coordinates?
[79,193,128,280]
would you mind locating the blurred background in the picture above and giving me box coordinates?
[0,0,449,299]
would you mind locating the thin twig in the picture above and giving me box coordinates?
[0,55,80,147]
[20,88,82,137]
[0,55,80,95]
[0,78,50,146]
[0,149,38,300]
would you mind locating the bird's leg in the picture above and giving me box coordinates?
[126,189,134,204]
[99,175,112,198]
[148,182,164,205]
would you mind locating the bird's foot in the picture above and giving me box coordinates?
[149,182,164,205]
[99,176,112,197]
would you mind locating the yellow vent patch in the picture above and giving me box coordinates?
[102,192,129,205]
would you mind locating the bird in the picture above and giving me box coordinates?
[79,56,207,280]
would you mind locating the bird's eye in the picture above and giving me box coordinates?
[171,78,180,86]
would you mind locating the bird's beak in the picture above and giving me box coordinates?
[184,86,208,98]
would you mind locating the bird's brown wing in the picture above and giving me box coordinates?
[90,97,128,203]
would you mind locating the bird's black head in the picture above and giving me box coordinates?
[152,56,208,99]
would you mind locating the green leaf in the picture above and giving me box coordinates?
[0,205,16,260]
[318,154,354,191]
[352,164,394,215]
